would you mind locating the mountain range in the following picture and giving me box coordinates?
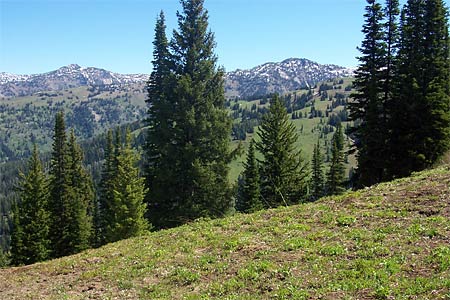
[0,64,147,97]
[0,58,354,99]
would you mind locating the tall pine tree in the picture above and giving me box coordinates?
[256,94,309,207]
[145,11,176,226]
[327,123,346,195]
[106,129,149,243]
[95,129,115,246]
[10,145,50,265]
[146,0,233,228]
[236,139,262,213]
[350,0,388,187]
[310,139,325,201]
[388,0,449,177]
[48,111,72,258]
[67,130,93,253]
[421,0,450,165]
[48,112,93,258]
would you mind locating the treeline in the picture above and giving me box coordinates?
[350,0,449,186]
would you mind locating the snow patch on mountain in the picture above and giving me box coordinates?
[0,65,148,97]
[225,58,354,98]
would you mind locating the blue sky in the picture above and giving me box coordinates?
[0,0,448,75]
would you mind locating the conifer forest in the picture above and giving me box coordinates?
[0,0,449,282]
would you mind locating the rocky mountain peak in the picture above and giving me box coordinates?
[225,58,354,98]
[0,58,354,98]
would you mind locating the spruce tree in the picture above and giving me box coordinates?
[310,139,325,201]
[48,112,93,257]
[421,0,450,165]
[146,0,233,228]
[350,0,388,187]
[382,0,400,161]
[48,111,73,258]
[95,129,115,246]
[145,11,173,217]
[237,139,262,213]
[67,130,93,252]
[327,123,346,195]
[145,11,178,227]
[256,94,309,208]
[383,0,400,105]
[10,145,50,265]
[387,0,427,178]
[388,0,449,177]
[106,129,149,242]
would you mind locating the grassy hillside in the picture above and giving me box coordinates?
[1,166,449,299]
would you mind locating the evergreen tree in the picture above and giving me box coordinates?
[383,0,400,93]
[95,129,115,246]
[388,0,450,177]
[387,0,427,178]
[67,130,93,253]
[327,123,346,195]
[48,111,73,258]
[236,139,262,213]
[106,129,149,242]
[146,0,233,228]
[48,112,93,258]
[10,145,50,265]
[421,0,450,164]
[350,0,388,187]
[310,139,325,201]
[382,0,400,152]
[256,94,309,208]
[0,249,9,267]
[145,11,175,224]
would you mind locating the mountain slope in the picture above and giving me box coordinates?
[226,58,354,98]
[0,64,147,97]
[1,166,449,299]
[0,58,353,99]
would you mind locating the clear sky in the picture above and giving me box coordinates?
[0,0,448,75]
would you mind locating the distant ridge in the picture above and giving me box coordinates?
[0,64,147,97]
[225,58,354,98]
[0,58,354,98]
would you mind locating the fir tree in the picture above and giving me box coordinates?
[256,94,309,208]
[327,123,346,195]
[388,0,449,177]
[387,0,427,178]
[48,111,73,258]
[106,129,149,242]
[237,139,262,213]
[146,0,233,228]
[383,0,400,101]
[382,0,400,157]
[145,11,175,222]
[10,145,50,265]
[421,0,450,165]
[350,0,388,187]
[145,11,178,228]
[95,129,115,246]
[310,139,325,201]
[48,112,93,257]
[67,130,93,253]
